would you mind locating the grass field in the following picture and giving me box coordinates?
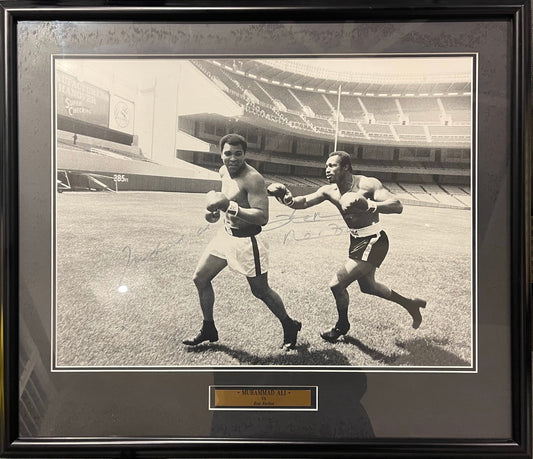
[55,191,472,369]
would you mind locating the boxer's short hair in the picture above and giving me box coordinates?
[220,133,247,153]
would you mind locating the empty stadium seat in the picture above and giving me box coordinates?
[190,59,472,153]
[292,89,333,116]
[399,98,441,123]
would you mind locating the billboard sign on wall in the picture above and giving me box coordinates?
[56,70,110,127]
[109,95,135,134]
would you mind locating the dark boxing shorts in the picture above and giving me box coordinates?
[348,230,389,268]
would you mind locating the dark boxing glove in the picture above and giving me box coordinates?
[340,192,369,214]
[267,183,294,207]
[205,209,220,223]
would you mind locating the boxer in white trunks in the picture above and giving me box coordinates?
[183,134,301,350]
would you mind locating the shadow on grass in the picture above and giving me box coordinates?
[185,342,352,366]
[342,336,398,365]
[393,338,471,366]
[340,335,469,367]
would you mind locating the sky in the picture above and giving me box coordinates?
[56,55,473,88]
[260,56,473,80]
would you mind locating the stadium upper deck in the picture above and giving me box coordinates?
[54,58,472,192]
[191,59,472,148]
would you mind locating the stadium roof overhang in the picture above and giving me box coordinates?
[176,131,218,153]
[211,59,472,96]
[178,61,244,118]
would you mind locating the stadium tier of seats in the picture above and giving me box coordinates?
[191,59,472,148]
[225,69,251,91]
[393,125,426,135]
[292,89,333,116]
[262,175,469,208]
[364,124,394,138]
[441,184,470,196]
[446,110,471,124]
[301,177,328,187]
[338,120,362,134]
[212,67,242,94]
[400,183,439,203]
[309,117,334,130]
[58,128,471,209]
[219,59,472,97]
[263,174,313,187]
[268,86,302,111]
[398,98,442,124]
[453,195,472,207]
[428,125,470,137]
[360,97,399,123]
[393,124,427,142]
[384,182,471,208]
[421,183,467,206]
[382,181,414,199]
[441,96,470,111]
[283,111,307,125]
[249,81,274,104]
[338,95,366,120]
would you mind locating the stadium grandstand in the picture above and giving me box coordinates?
[55,56,473,209]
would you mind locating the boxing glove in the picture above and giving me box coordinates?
[206,190,230,212]
[267,183,294,207]
[340,192,369,213]
[205,209,221,223]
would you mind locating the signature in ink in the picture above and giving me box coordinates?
[265,209,342,232]
[282,223,350,244]
[117,224,215,286]
[118,235,185,285]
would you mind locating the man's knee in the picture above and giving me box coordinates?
[329,280,345,295]
[193,271,210,289]
[250,284,270,301]
[329,263,359,291]
[359,280,376,295]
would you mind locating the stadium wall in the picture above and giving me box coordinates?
[63,170,221,194]
[191,118,471,162]
[262,162,292,175]
[57,115,134,146]
[182,118,471,185]
[362,145,394,161]
[57,130,142,157]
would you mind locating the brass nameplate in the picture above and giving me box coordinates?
[209,386,318,411]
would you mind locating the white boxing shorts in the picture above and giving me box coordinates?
[204,226,269,277]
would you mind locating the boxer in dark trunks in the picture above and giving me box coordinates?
[268,150,426,343]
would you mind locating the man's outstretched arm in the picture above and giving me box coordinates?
[267,183,328,209]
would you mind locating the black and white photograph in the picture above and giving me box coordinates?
[53,55,475,371]
[3,3,528,456]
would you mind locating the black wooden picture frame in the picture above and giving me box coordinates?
[1,1,531,458]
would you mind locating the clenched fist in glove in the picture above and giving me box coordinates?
[267,183,294,207]
[205,209,220,223]
[340,192,377,214]
[205,190,230,212]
